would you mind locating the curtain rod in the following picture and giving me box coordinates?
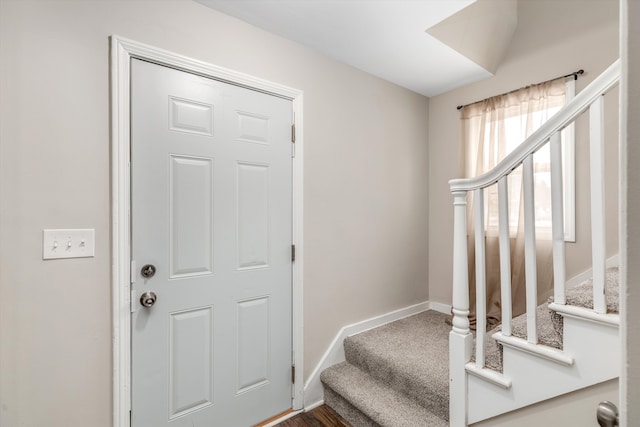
[456,69,584,110]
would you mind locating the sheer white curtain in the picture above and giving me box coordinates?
[461,78,567,328]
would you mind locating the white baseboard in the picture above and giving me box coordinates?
[565,254,619,288]
[429,301,452,315]
[303,301,440,409]
[304,399,325,412]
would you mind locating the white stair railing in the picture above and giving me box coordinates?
[448,60,621,426]
[589,96,607,314]
[550,131,566,305]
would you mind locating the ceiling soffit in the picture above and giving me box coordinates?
[426,0,517,75]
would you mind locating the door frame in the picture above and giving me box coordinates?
[110,35,305,427]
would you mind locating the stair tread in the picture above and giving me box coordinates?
[548,266,620,336]
[342,310,450,419]
[321,361,448,427]
[559,266,620,313]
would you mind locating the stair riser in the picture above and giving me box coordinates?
[323,385,380,427]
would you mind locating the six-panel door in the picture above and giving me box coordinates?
[131,59,293,427]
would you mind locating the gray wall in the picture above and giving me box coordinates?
[428,0,620,306]
[0,1,429,425]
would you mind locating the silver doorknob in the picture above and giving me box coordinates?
[597,401,619,427]
[140,291,157,308]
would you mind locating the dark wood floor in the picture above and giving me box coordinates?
[273,405,351,427]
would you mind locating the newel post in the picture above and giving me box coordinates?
[450,190,472,427]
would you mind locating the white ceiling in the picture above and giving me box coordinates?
[194,0,497,97]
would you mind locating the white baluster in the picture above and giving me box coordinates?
[498,177,512,336]
[474,188,486,367]
[590,96,607,314]
[523,155,538,344]
[450,190,472,427]
[550,132,566,305]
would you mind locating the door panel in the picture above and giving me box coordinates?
[169,155,214,277]
[237,162,270,269]
[168,306,214,419]
[236,296,270,393]
[131,58,292,427]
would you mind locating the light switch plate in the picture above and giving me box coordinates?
[43,229,95,260]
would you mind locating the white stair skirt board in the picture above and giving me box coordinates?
[491,334,574,366]
[465,364,512,389]
[303,301,450,409]
[548,303,620,327]
[468,316,619,424]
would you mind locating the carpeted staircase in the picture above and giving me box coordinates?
[320,267,620,427]
[321,311,450,427]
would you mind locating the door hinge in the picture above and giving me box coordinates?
[291,365,296,384]
[291,244,295,262]
[291,124,296,143]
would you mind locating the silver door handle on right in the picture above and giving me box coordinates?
[140,291,157,308]
[597,401,619,427]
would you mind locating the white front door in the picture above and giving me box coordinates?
[130,58,293,427]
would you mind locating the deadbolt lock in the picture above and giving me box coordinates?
[140,264,156,278]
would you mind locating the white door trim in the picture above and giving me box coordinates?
[110,35,304,427]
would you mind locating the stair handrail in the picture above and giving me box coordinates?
[449,59,620,193]
[448,59,621,427]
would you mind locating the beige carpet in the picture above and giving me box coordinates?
[321,311,450,427]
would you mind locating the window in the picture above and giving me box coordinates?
[461,76,577,326]
[462,77,575,242]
